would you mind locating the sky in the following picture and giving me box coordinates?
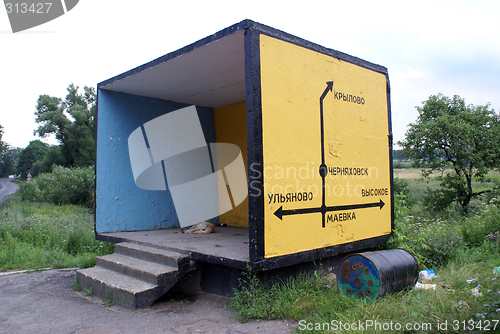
[1,0,499,150]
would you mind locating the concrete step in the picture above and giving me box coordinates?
[96,253,178,285]
[115,242,190,269]
[76,242,197,309]
[77,266,158,309]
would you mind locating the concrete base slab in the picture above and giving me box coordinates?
[99,226,250,266]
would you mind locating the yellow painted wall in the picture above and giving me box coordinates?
[260,35,392,258]
[214,102,249,227]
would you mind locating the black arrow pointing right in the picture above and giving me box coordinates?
[274,199,385,220]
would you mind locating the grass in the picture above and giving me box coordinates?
[394,167,500,181]
[0,194,114,271]
[229,245,500,333]
[228,168,500,333]
[83,287,92,297]
[100,291,114,307]
[71,279,81,292]
[394,168,500,213]
[100,298,114,307]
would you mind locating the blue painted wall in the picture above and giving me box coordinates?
[96,90,216,233]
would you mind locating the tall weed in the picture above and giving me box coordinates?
[229,270,344,323]
[461,204,500,247]
[0,195,113,271]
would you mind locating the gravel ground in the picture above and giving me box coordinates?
[0,268,296,334]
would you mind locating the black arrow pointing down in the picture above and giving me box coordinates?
[274,199,385,220]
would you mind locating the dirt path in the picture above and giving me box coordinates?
[0,268,295,334]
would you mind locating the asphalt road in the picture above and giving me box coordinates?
[0,268,295,334]
[0,178,19,203]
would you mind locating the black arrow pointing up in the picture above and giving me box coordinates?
[274,199,385,220]
[319,81,333,169]
[319,81,333,227]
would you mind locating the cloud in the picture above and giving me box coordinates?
[391,68,427,84]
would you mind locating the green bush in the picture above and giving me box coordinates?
[482,187,500,207]
[19,165,94,207]
[416,224,464,267]
[388,191,500,268]
[461,203,500,247]
[386,193,466,267]
[422,186,456,212]
[393,177,409,196]
[393,160,405,169]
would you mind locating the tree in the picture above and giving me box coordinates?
[399,94,500,211]
[0,125,16,177]
[0,125,6,154]
[31,145,64,176]
[34,84,96,167]
[0,147,21,177]
[18,140,49,177]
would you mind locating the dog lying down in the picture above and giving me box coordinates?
[181,221,216,234]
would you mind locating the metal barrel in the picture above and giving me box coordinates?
[336,249,419,301]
